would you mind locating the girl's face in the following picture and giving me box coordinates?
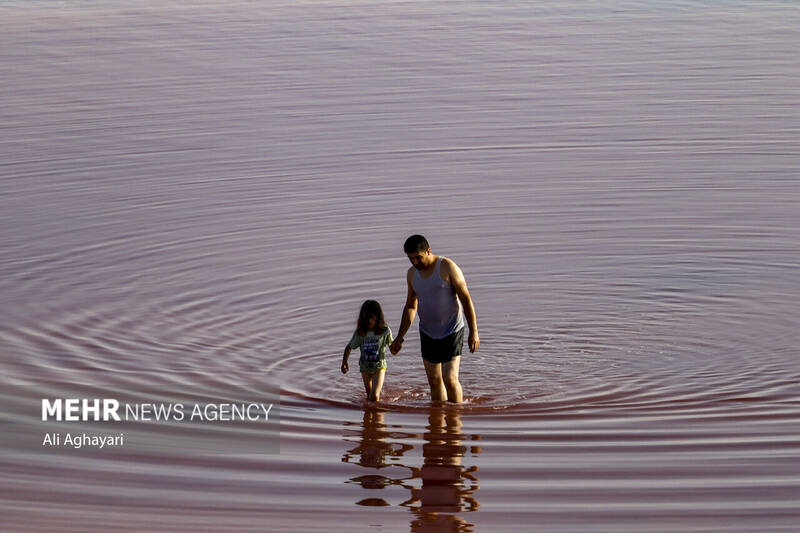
[367,315,377,329]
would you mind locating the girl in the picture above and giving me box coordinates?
[341,300,394,402]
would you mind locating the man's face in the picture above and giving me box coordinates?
[406,249,432,270]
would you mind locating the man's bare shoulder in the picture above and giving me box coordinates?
[439,256,462,282]
[440,256,458,268]
[406,266,416,281]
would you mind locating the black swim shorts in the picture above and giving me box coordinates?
[420,327,464,364]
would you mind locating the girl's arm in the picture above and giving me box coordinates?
[341,346,352,373]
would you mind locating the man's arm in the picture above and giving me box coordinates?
[444,258,480,353]
[390,268,417,354]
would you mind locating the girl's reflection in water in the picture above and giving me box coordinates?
[342,407,415,501]
[342,405,480,532]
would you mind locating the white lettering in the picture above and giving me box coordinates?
[63,432,124,449]
[42,398,122,421]
[189,402,274,421]
[83,398,100,421]
[103,399,121,421]
[42,399,61,421]
[64,398,81,421]
[139,403,153,420]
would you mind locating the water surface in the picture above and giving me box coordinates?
[1,1,799,531]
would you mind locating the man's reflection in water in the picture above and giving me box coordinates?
[401,406,480,533]
[341,405,480,532]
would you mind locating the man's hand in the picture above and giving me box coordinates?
[341,361,349,374]
[390,337,404,355]
[468,331,480,353]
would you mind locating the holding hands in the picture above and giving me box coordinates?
[389,336,403,355]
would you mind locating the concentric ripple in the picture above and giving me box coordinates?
[2,0,800,531]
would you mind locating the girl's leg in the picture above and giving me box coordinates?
[369,369,386,402]
[361,371,373,399]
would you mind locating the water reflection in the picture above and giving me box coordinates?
[342,405,480,531]
[342,407,415,506]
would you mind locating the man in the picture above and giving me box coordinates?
[390,235,479,403]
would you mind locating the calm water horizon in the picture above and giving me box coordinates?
[1,1,799,531]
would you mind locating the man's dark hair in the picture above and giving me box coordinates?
[404,234,430,254]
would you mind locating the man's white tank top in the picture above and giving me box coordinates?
[413,257,465,339]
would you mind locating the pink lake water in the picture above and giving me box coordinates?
[1,1,799,531]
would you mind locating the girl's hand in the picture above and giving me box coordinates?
[341,361,349,374]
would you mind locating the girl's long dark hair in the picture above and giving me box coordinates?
[356,300,388,336]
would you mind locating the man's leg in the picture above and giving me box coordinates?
[441,356,463,404]
[423,359,447,402]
